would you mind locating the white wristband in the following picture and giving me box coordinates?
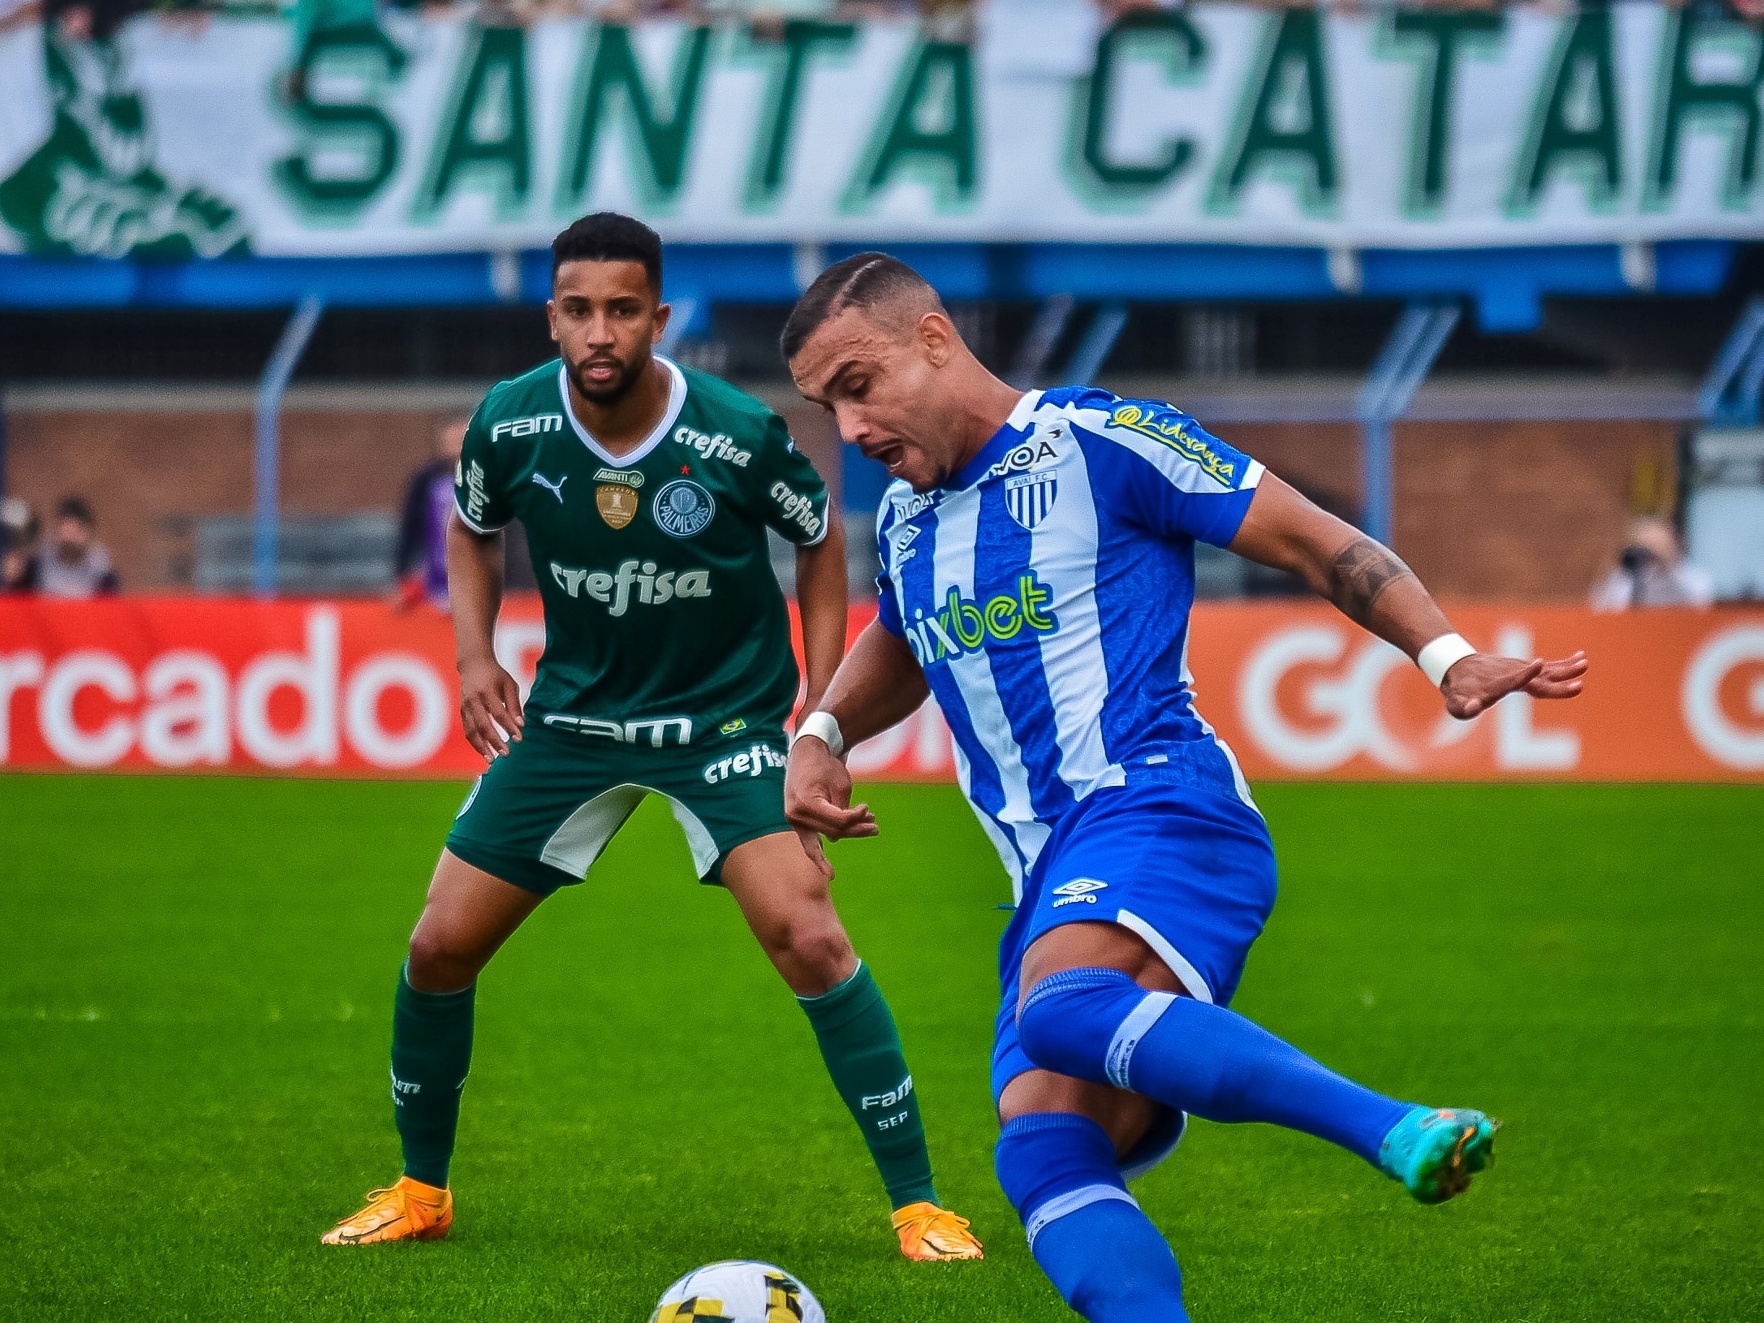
[1417,633,1477,688]
[792,710,845,758]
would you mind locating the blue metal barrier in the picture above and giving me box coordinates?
[1699,297,1764,427]
[1,243,1737,332]
[1356,303,1460,545]
[253,296,325,598]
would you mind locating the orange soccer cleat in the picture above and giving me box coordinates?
[890,1201,984,1261]
[320,1176,453,1245]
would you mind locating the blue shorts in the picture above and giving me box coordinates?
[991,779,1277,1176]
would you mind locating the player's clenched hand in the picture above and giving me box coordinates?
[458,656,524,760]
[1441,649,1588,720]
[785,737,878,880]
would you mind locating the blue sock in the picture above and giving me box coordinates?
[1018,968,1411,1165]
[995,1113,1188,1323]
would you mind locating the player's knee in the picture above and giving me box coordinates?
[1016,966,1145,1082]
[757,914,853,994]
[405,925,480,994]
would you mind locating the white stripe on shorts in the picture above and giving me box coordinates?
[1115,909,1215,1004]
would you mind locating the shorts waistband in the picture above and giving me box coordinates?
[529,712,786,751]
[1118,740,1243,802]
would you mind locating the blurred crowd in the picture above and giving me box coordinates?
[1,495,121,597]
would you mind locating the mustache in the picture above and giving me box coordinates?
[571,352,643,404]
[574,354,628,385]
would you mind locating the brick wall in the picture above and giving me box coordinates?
[3,387,1673,600]
[3,386,843,591]
[1227,418,1680,600]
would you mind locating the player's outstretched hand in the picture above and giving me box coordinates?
[458,655,524,760]
[1441,649,1588,720]
[785,737,879,880]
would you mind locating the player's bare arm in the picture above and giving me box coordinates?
[793,510,848,718]
[445,511,523,760]
[1228,473,1588,719]
[785,620,929,876]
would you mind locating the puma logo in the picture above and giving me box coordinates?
[531,471,568,503]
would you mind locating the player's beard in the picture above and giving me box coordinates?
[568,349,648,407]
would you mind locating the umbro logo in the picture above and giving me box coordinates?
[1052,878,1108,908]
[531,471,568,503]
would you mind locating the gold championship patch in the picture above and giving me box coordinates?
[1108,404,1237,487]
[596,483,639,529]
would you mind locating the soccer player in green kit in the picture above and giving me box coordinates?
[322,214,982,1261]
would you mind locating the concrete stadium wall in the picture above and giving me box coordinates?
[2,384,1675,599]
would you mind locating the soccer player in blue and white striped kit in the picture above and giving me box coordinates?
[780,255,1588,1321]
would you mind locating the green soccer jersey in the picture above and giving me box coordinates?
[453,355,830,745]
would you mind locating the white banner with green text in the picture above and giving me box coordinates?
[0,2,1759,258]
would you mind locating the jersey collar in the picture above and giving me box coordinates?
[555,356,686,468]
[947,389,1043,491]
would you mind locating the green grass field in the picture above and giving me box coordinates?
[2,775,1760,1322]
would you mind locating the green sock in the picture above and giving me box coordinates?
[391,963,474,1189]
[798,960,939,1210]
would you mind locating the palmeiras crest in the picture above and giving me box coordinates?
[1004,471,1058,530]
[653,479,715,538]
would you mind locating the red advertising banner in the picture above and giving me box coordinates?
[2,598,1762,781]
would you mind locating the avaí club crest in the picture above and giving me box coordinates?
[1004,471,1058,530]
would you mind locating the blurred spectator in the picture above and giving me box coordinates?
[44,0,154,42]
[1590,515,1714,611]
[2,496,40,595]
[37,495,120,597]
[394,415,468,610]
[0,0,41,34]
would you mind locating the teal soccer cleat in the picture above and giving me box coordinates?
[1378,1107,1499,1204]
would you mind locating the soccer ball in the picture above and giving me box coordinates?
[649,1260,825,1323]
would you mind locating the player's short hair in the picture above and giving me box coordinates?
[780,252,944,361]
[551,213,663,293]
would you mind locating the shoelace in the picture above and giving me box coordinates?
[904,1210,972,1245]
[348,1187,412,1227]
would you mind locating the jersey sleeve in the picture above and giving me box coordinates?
[1076,397,1264,547]
[873,506,906,638]
[753,414,832,547]
[453,403,514,533]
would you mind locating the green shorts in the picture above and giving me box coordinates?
[445,719,791,895]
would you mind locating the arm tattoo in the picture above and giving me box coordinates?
[1327,535,1416,626]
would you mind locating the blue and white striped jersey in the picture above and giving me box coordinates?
[874,387,1266,898]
